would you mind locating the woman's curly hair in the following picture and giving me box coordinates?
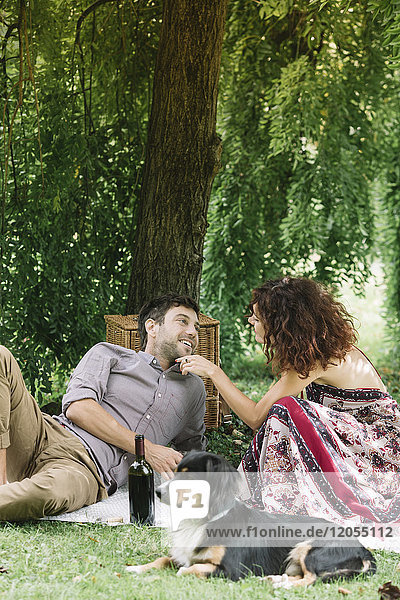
[249,277,357,378]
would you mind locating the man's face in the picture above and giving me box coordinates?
[146,305,200,369]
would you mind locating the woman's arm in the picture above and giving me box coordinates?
[177,356,318,429]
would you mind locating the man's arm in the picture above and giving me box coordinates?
[65,399,182,476]
[0,448,6,485]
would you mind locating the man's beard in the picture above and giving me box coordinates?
[155,339,189,368]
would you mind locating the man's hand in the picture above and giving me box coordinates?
[144,440,183,478]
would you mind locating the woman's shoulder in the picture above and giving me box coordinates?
[312,347,387,393]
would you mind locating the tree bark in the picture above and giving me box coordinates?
[126,0,228,313]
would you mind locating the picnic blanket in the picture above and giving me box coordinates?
[42,484,169,527]
[41,485,400,553]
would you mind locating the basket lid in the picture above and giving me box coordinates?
[104,313,219,330]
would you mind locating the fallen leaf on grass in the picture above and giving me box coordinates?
[88,536,99,543]
[107,517,124,524]
[338,587,351,595]
[114,572,121,578]
[379,581,400,599]
[232,429,245,438]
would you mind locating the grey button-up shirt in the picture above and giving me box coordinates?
[54,342,206,493]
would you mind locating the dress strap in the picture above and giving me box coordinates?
[354,346,382,381]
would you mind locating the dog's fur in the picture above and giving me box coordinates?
[127,451,376,586]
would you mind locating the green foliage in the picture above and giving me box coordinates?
[379,180,400,364]
[0,0,160,400]
[370,79,400,365]
[309,0,400,65]
[207,415,253,468]
[367,0,400,65]
[202,0,390,360]
[2,0,400,392]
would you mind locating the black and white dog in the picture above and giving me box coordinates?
[127,451,376,586]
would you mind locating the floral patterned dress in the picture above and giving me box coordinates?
[240,381,400,523]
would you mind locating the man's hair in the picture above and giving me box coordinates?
[138,293,200,350]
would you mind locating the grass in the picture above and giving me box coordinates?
[0,521,399,600]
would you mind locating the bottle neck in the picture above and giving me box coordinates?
[135,435,145,458]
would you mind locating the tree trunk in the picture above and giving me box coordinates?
[126,0,228,313]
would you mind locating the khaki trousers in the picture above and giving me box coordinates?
[0,345,107,521]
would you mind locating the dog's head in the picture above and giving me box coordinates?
[175,450,237,476]
[157,451,239,518]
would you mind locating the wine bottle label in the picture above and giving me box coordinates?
[128,468,155,526]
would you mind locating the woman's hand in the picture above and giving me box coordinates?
[176,355,262,429]
[176,355,317,430]
[176,355,217,378]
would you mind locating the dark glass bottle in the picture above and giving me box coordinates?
[128,434,155,525]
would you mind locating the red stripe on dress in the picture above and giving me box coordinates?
[276,396,376,521]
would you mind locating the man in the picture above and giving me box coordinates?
[0,294,206,521]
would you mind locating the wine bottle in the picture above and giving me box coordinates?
[128,434,155,525]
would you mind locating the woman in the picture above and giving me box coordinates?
[177,277,400,523]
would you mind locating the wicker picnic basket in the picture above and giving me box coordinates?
[104,313,222,429]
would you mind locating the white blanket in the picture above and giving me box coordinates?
[42,486,400,553]
[43,485,169,527]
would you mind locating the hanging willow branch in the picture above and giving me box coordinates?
[2,4,24,211]
[73,0,118,133]
[22,2,44,189]
[1,21,19,199]
[1,4,25,316]
[74,0,117,47]
[2,0,44,205]
[72,0,119,238]
[1,0,45,321]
